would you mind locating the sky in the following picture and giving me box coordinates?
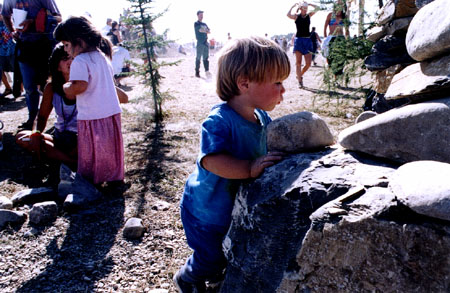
[56,0,379,44]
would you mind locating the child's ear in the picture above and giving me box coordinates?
[237,77,249,92]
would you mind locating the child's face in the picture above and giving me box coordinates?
[62,40,83,58]
[247,79,285,111]
[58,56,73,76]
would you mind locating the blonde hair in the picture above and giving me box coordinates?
[216,36,290,101]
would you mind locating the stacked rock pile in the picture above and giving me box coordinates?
[364,0,449,113]
[221,1,449,291]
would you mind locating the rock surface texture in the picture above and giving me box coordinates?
[338,97,450,164]
[221,148,398,292]
[278,187,450,292]
[406,0,450,61]
[267,112,334,153]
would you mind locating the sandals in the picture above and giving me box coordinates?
[298,77,304,88]
[0,88,13,98]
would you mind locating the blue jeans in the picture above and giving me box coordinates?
[19,61,41,123]
[195,42,209,73]
[179,206,228,283]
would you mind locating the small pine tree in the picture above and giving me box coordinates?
[319,0,374,88]
[123,0,176,121]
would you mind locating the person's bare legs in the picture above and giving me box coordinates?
[16,131,77,168]
[0,72,12,97]
[295,51,304,86]
[300,53,312,85]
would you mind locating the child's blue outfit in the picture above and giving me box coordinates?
[179,102,272,284]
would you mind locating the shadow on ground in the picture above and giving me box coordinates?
[16,194,125,292]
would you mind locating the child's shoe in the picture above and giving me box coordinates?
[173,270,206,293]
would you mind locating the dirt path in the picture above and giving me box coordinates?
[0,51,367,292]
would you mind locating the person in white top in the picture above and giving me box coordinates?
[54,16,125,186]
[111,44,131,87]
[101,18,112,36]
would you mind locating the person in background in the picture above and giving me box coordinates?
[101,18,112,37]
[107,21,122,46]
[0,4,15,100]
[194,10,210,78]
[54,16,125,186]
[173,36,289,292]
[310,27,321,66]
[322,0,349,74]
[287,1,318,88]
[2,0,61,130]
[15,44,78,170]
[111,43,131,87]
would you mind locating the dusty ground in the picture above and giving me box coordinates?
[0,50,370,292]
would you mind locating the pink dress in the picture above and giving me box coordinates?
[77,113,124,184]
[70,50,124,184]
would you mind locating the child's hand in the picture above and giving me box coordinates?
[250,151,285,178]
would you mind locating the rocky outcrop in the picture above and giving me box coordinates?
[278,186,450,292]
[223,3,450,287]
[221,148,398,292]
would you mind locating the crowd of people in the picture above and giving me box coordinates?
[0,0,130,189]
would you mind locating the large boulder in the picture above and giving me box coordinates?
[406,0,450,61]
[266,112,334,153]
[389,160,450,221]
[221,148,397,292]
[338,97,450,164]
[278,187,450,292]
[384,54,450,101]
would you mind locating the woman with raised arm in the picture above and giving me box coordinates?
[287,1,318,88]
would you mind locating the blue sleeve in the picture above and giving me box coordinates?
[199,113,231,161]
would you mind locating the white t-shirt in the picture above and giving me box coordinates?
[69,50,121,120]
[111,46,131,75]
[101,24,112,36]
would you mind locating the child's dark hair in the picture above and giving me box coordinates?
[100,37,113,60]
[48,43,70,97]
[54,16,102,50]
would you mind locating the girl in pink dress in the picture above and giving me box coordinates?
[54,16,124,185]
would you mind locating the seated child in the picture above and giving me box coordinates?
[173,36,291,292]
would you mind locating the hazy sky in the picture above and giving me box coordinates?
[56,0,379,44]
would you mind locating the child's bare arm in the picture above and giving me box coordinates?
[116,86,129,103]
[63,80,88,97]
[202,151,284,179]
